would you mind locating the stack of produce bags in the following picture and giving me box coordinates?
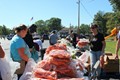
[32,43,87,80]
[20,40,89,80]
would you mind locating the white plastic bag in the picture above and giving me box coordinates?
[78,50,90,63]
[19,58,36,80]
[9,61,20,78]
[0,58,12,80]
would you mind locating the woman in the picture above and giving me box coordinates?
[89,24,106,77]
[10,24,31,79]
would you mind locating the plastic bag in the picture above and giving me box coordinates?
[78,50,90,63]
[0,58,12,80]
[9,61,20,77]
[19,58,36,80]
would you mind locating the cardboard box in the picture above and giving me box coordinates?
[103,53,119,73]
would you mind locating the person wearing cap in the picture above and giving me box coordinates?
[89,24,106,77]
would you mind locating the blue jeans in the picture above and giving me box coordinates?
[90,50,102,76]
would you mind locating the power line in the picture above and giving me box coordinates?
[80,1,93,19]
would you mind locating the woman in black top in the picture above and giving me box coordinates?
[89,24,106,77]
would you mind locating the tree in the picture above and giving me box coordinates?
[0,26,2,35]
[46,17,62,31]
[109,0,120,12]
[35,20,45,28]
[79,24,90,34]
[93,11,107,35]
[2,25,10,35]
[104,12,120,34]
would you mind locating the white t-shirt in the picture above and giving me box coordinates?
[117,31,120,39]
[33,39,43,50]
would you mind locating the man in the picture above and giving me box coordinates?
[49,30,59,45]
[115,26,120,59]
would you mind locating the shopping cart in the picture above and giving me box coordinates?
[88,60,100,80]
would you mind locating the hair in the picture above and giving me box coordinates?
[52,30,56,34]
[70,30,73,33]
[29,24,37,33]
[14,24,27,33]
[90,24,98,28]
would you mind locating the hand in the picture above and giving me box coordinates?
[115,55,119,59]
[100,55,104,68]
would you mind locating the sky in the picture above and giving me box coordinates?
[0,0,113,29]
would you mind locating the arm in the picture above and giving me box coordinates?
[18,48,29,62]
[0,45,5,58]
[115,39,120,59]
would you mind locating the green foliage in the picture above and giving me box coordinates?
[93,11,107,35]
[35,20,45,28]
[93,10,120,36]
[47,17,62,31]
[79,24,90,34]
[0,25,11,35]
[109,0,120,12]
[35,17,62,34]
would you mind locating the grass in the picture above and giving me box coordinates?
[105,40,117,54]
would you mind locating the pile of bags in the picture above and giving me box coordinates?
[20,40,89,80]
[31,43,87,80]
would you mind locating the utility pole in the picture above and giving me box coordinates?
[77,0,80,34]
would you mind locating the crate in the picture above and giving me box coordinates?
[103,53,119,73]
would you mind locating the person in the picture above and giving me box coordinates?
[115,26,120,59]
[10,24,31,80]
[23,30,39,62]
[33,34,43,51]
[66,30,78,48]
[49,30,59,45]
[0,45,5,58]
[89,24,106,77]
[0,45,5,80]
[23,30,34,53]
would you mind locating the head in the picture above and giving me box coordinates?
[90,24,98,33]
[14,24,28,38]
[29,24,37,33]
[52,30,56,34]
